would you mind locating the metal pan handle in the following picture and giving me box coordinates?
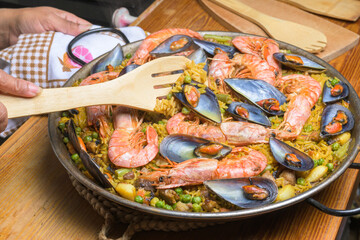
[306,162,360,216]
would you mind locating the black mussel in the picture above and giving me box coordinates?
[224,78,286,115]
[187,48,208,71]
[227,102,271,127]
[67,119,113,188]
[322,80,349,104]
[273,52,326,73]
[269,137,314,171]
[150,35,198,58]
[119,64,140,76]
[320,104,354,138]
[160,134,231,163]
[174,80,222,123]
[90,44,124,74]
[204,177,277,208]
[193,38,237,58]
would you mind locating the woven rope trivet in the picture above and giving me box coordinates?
[69,174,218,240]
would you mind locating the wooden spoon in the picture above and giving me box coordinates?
[209,0,327,53]
[1,56,190,119]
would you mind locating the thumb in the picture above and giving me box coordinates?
[0,102,8,133]
[0,70,42,97]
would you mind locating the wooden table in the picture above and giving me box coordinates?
[1,0,360,239]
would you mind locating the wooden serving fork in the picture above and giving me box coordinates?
[209,0,327,53]
[1,56,190,118]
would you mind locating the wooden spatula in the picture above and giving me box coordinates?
[1,56,190,119]
[209,0,327,53]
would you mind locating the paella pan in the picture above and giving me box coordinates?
[48,29,360,220]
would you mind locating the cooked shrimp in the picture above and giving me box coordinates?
[108,106,159,168]
[275,74,322,136]
[232,36,280,76]
[232,54,276,85]
[208,49,233,93]
[128,28,203,65]
[166,113,226,143]
[80,71,119,141]
[141,147,267,189]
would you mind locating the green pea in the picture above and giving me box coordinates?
[71,153,80,164]
[63,137,69,144]
[164,204,173,210]
[318,158,324,165]
[180,194,192,203]
[184,75,192,84]
[174,187,183,195]
[182,107,190,115]
[172,203,177,209]
[61,112,69,118]
[216,94,232,104]
[192,203,202,212]
[84,135,92,143]
[75,127,82,134]
[313,159,318,167]
[297,178,306,186]
[141,127,147,133]
[192,196,202,204]
[332,142,340,151]
[135,195,144,204]
[167,92,173,100]
[304,125,313,132]
[331,78,340,86]
[158,120,165,125]
[220,108,225,114]
[155,200,165,208]
[91,132,99,139]
[326,163,334,171]
[58,122,65,130]
[125,53,132,59]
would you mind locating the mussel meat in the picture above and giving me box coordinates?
[67,119,113,188]
[227,102,271,127]
[320,104,354,138]
[160,134,231,163]
[174,80,222,123]
[90,44,124,74]
[204,177,278,208]
[150,35,198,57]
[224,78,286,115]
[322,80,349,104]
[269,137,314,171]
[192,38,237,57]
[273,52,326,73]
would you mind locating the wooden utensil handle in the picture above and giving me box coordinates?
[209,0,276,36]
[0,82,120,118]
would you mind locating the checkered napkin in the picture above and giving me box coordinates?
[0,25,146,138]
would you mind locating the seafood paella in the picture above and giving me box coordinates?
[58,28,354,213]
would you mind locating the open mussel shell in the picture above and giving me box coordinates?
[204,177,278,208]
[174,80,222,123]
[160,134,231,163]
[224,78,286,115]
[322,81,349,104]
[269,137,314,171]
[273,52,326,73]
[187,48,208,71]
[320,104,354,138]
[150,35,198,58]
[227,102,271,127]
[193,38,237,58]
[90,44,124,74]
[67,120,113,188]
[119,64,140,76]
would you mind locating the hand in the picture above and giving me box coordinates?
[0,7,92,49]
[0,70,42,132]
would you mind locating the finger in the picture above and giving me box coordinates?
[50,13,92,36]
[0,70,42,97]
[0,102,8,133]
[55,9,91,26]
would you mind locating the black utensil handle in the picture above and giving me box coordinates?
[67,27,130,66]
[306,198,360,217]
[350,162,360,169]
